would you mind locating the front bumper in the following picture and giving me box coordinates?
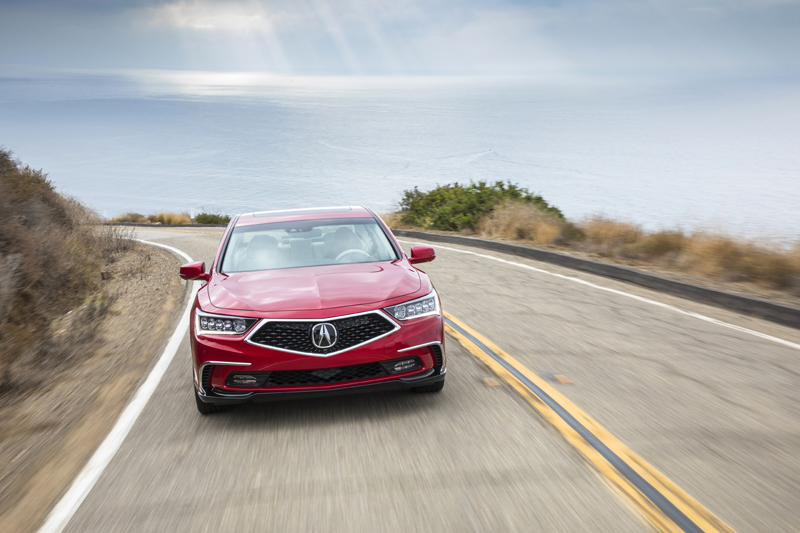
[196,367,446,404]
[191,306,445,403]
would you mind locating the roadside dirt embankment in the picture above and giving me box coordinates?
[0,150,188,532]
[0,149,132,392]
[0,243,186,533]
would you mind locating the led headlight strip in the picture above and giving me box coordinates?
[195,309,258,335]
[383,290,440,321]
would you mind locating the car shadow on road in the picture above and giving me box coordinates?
[195,389,447,431]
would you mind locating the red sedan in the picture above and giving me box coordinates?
[180,206,445,414]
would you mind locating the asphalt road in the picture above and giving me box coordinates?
[61,228,800,532]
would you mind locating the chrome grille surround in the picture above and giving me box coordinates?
[244,310,400,357]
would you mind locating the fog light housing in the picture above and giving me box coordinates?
[380,357,422,375]
[226,372,270,387]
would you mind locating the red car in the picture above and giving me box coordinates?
[180,206,445,414]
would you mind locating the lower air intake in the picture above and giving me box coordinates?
[201,365,213,392]
[265,361,388,387]
[431,345,444,374]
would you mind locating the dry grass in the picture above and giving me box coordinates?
[385,202,800,293]
[152,212,191,225]
[0,150,135,394]
[580,216,643,250]
[110,212,149,224]
[680,234,799,288]
[477,201,565,245]
[109,211,191,225]
[539,216,799,290]
[379,212,413,230]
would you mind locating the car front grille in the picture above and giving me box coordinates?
[248,312,397,355]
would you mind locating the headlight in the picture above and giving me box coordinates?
[195,309,258,336]
[384,290,439,321]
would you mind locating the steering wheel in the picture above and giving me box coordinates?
[335,249,372,262]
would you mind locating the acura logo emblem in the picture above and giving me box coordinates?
[311,323,337,349]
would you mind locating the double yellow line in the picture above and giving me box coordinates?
[444,311,736,533]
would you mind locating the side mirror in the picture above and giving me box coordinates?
[409,245,436,264]
[180,261,210,282]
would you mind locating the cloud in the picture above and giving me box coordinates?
[0,0,798,74]
[133,0,568,73]
[146,0,279,32]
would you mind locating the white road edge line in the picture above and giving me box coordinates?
[38,240,197,533]
[397,239,800,352]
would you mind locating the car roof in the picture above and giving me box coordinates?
[234,206,374,227]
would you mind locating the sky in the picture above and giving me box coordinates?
[0,0,798,75]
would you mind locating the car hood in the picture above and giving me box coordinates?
[207,261,421,312]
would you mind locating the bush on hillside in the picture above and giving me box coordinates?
[195,213,231,225]
[398,181,563,232]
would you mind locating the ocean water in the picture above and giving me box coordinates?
[0,69,798,239]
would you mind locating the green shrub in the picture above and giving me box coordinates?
[398,181,563,232]
[195,213,231,225]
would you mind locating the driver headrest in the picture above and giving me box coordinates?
[247,234,278,253]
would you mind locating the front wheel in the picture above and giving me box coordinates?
[194,387,232,414]
[411,378,445,393]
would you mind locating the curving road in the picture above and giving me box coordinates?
[54,228,800,533]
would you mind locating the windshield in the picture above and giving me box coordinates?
[220,218,399,273]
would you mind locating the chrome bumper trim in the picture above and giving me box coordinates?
[398,341,443,353]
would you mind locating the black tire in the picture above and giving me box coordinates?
[194,387,232,414]
[411,377,445,393]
